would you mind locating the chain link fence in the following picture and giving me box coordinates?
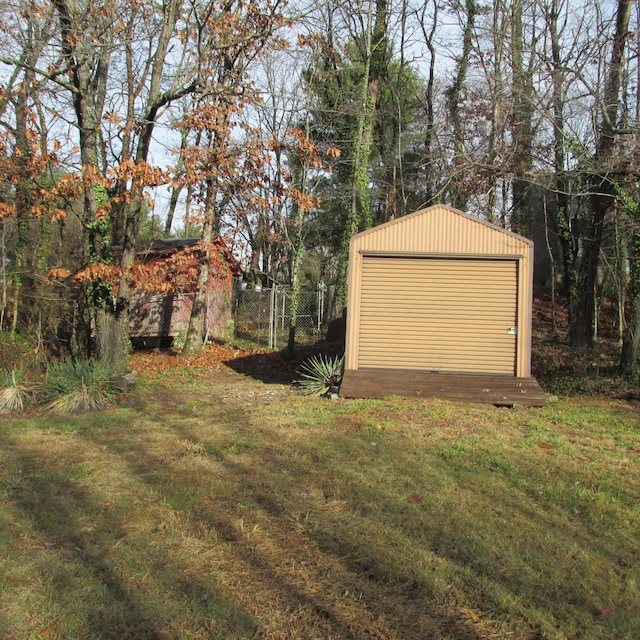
[232,285,327,349]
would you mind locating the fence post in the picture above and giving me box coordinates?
[268,286,273,350]
[317,282,326,338]
[281,289,286,332]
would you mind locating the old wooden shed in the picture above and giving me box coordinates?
[128,238,241,346]
[340,204,545,406]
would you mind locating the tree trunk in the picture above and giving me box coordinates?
[486,0,507,224]
[510,0,534,235]
[164,126,189,236]
[336,0,387,301]
[621,224,640,375]
[181,247,211,356]
[446,0,477,210]
[545,0,579,318]
[53,0,112,364]
[418,0,438,206]
[108,0,184,370]
[620,4,640,376]
[182,179,218,356]
[286,247,302,358]
[569,0,632,348]
[94,300,130,373]
[11,23,52,336]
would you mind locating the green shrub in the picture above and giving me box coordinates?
[44,359,115,413]
[298,354,345,396]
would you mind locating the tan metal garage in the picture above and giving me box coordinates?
[341,204,545,405]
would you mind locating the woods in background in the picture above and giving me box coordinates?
[1,0,639,375]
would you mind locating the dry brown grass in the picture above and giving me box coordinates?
[1,350,639,639]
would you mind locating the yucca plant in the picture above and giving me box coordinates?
[0,366,38,414]
[44,359,115,413]
[298,354,345,396]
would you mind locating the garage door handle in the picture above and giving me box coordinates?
[507,326,518,335]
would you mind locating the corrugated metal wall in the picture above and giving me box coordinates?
[345,205,534,377]
[350,205,528,255]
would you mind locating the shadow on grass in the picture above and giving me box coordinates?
[38,389,489,639]
[4,382,636,639]
[188,415,632,640]
[86,401,489,639]
[1,428,258,640]
[223,340,344,385]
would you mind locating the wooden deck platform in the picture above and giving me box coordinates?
[340,369,547,406]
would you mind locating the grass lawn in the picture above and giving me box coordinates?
[0,348,639,639]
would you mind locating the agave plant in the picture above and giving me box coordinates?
[298,354,345,396]
[0,366,38,414]
[44,359,115,413]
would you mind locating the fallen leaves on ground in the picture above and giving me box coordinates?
[129,343,269,379]
[129,341,344,384]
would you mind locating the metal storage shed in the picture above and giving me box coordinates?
[340,204,545,406]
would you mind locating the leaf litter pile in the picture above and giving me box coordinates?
[1,344,639,639]
[129,342,341,384]
[130,343,266,378]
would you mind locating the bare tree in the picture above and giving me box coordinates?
[570,0,634,348]
[510,0,536,235]
[1,1,56,334]
[180,0,288,355]
[445,0,478,211]
[415,0,439,206]
[619,1,640,374]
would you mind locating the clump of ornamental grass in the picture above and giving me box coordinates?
[0,366,39,414]
[298,354,344,396]
[44,359,115,413]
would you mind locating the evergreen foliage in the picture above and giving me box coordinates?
[298,353,345,395]
[44,359,116,413]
